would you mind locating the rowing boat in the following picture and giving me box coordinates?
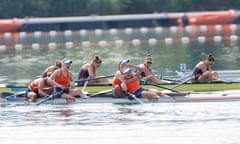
[1,79,240,106]
[1,81,240,94]
[2,90,240,105]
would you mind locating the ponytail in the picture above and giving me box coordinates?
[206,54,215,62]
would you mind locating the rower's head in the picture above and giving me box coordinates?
[205,54,215,66]
[46,71,53,77]
[119,59,129,70]
[93,55,102,67]
[123,68,133,78]
[62,58,72,69]
[144,54,153,65]
[55,60,62,68]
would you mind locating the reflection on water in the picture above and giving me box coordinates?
[1,103,240,127]
[0,103,240,144]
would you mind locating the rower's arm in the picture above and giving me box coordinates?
[69,72,75,89]
[38,80,51,97]
[115,72,128,91]
[87,65,96,78]
[47,70,62,88]
[124,74,139,83]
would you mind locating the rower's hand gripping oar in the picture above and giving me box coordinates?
[127,92,144,104]
[35,95,54,106]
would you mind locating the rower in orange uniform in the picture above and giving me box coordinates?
[112,59,139,98]
[48,58,89,102]
[25,72,54,102]
[122,68,169,101]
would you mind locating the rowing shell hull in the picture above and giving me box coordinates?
[2,91,240,105]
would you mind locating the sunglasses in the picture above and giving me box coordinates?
[95,60,102,64]
[123,69,132,75]
[147,62,152,64]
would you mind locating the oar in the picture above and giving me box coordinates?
[82,79,89,94]
[169,76,193,90]
[144,81,179,93]
[90,89,112,97]
[3,92,25,99]
[75,74,114,83]
[35,95,54,106]
[127,92,144,104]
[147,76,192,93]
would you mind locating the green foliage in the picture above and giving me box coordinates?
[0,0,239,18]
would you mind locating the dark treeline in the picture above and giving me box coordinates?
[1,0,239,18]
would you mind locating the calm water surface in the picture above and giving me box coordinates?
[1,102,240,144]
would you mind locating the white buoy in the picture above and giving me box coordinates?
[215,25,222,32]
[230,24,237,32]
[181,37,190,44]
[148,38,157,46]
[4,32,11,39]
[15,44,23,50]
[109,29,118,35]
[115,40,124,46]
[64,30,72,37]
[140,27,148,34]
[65,42,74,49]
[32,43,40,50]
[185,26,192,33]
[230,35,238,42]
[49,31,57,37]
[34,31,42,38]
[125,28,133,35]
[214,36,222,43]
[0,45,6,51]
[48,43,56,49]
[19,32,27,38]
[165,38,173,45]
[170,26,178,33]
[79,30,87,36]
[95,29,102,36]
[82,41,90,47]
[198,36,206,43]
[98,41,108,47]
[132,39,141,46]
[200,25,207,32]
[155,27,163,34]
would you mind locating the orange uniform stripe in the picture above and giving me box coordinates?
[54,69,70,88]
[126,80,141,93]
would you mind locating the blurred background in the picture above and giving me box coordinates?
[0,0,240,85]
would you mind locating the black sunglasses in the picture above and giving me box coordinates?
[147,62,152,64]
